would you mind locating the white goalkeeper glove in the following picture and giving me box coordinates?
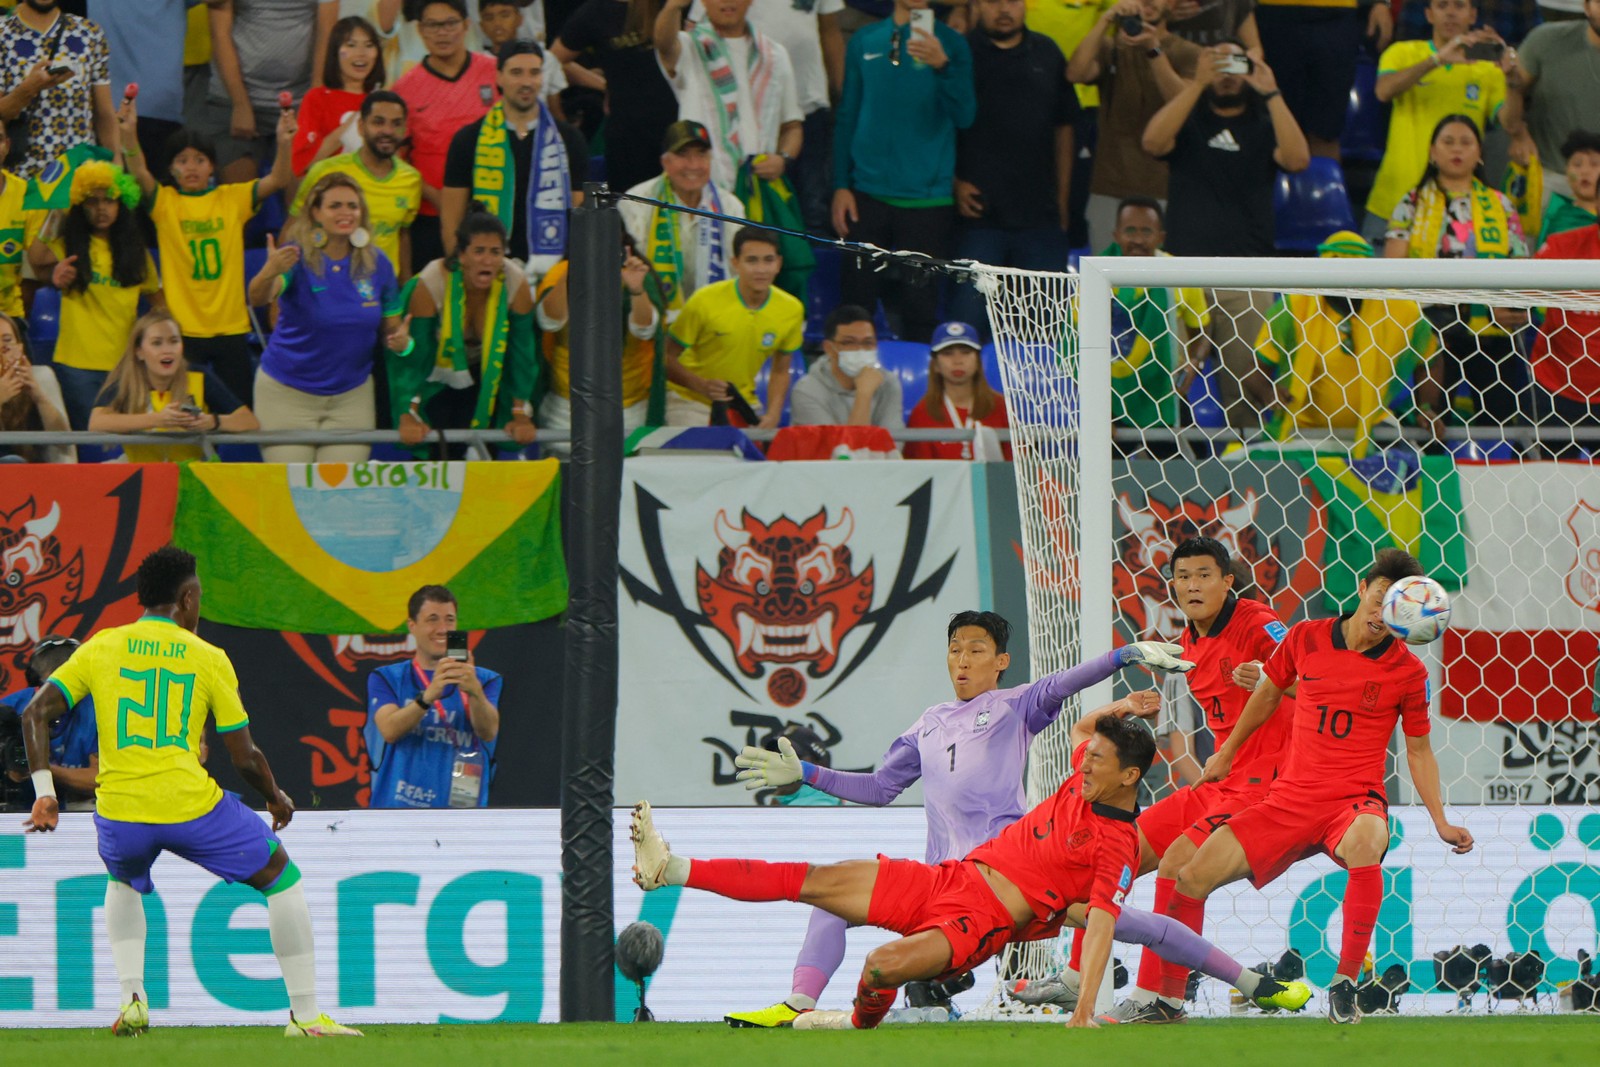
[1118,641,1196,674]
[734,736,805,790]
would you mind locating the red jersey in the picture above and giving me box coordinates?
[1263,615,1430,799]
[1532,228,1600,403]
[1178,595,1294,791]
[291,87,366,176]
[967,743,1138,927]
[903,394,1013,460]
[393,53,499,214]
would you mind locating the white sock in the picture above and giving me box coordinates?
[1236,968,1263,997]
[1130,986,1159,1005]
[664,855,691,886]
[266,881,320,1021]
[104,880,147,1006]
[1158,995,1185,1009]
[1332,972,1358,988]
[787,994,817,1010]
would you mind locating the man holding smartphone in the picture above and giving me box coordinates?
[0,0,117,179]
[1363,0,1515,242]
[365,584,503,809]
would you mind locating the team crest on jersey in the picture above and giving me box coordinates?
[1067,828,1093,850]
[1466,83,1481,101]
[974,709,991,729]
[1362,681,1382,708]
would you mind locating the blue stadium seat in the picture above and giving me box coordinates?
[27,285,60,363]
[874,339,931,420]
[805,244,843,343]
[1275,157,1357,252]
[754,355,800,426]
[587,154,606,186]
[1187,359,1226,429]
[980,342,1003,392]
[1342,54,1389,165]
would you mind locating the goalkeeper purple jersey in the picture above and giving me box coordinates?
[803,651,1123,863]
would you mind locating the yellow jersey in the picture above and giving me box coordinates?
[1026,0,1114,106]
[536,260,657,407]
[49,237,160,372]
[152,182,257,339]
[120,369,210,464]
[1368,41,1505,220]
[48,616,249,824]
[293,152,423,274]
[668,279,804,407]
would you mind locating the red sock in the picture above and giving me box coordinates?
[1134,877,1176,994]
[1159,889,1207,1000]
[1068,926,1084,973]
[851,976,895,1029]
[685,858,807,902]
[1337,866,1383,980]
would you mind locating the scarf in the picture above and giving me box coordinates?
[472,101,569,278]
[645,177,728,311]
[687,21,775,177]
[1406,179,1512,260]
[427,266,510,430]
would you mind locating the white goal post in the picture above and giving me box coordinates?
[972,254,1600,1016]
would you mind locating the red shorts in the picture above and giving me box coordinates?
[1223,785,1389,889]
[866,855,1017,978]
[1138,780,1265,856]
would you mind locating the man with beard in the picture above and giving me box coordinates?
[1141,42,1306,430]
[0,0,115,178]
[441,39,587,282]
[1503,0,1600,204]
[947,0,1079,334]
[294,91,423,279]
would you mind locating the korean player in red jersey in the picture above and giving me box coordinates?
[1175,548,1474,1025]
[1095,536,1297,1024]
[632,704,1311,1030]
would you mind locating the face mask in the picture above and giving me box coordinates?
[835,349,876,378]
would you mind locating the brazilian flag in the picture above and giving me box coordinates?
[1251,445,1468,612]
[25,143,113,212]
[735,162,815,306]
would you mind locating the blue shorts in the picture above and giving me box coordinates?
[94,791,279,895]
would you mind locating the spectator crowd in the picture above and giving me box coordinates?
[0,0,1595,463]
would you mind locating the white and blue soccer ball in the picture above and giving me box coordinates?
[1381,575,1451,645]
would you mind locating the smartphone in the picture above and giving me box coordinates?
[445,630,470,661]
[909,7,936,35]
[46,63,72,77]
[1216,54,1253,75]
[1463,40,1504,62]
[1119,14,1145,36]
[178,403,203,418]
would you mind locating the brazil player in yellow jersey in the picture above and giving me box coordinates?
[20,547,361,1038]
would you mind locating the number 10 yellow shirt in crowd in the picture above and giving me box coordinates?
[150,182,259,339]
[48,616,249,824]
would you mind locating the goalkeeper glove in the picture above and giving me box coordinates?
[734,736,806,790]
[1118,641,1196,674]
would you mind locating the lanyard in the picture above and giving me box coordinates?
[943,394,976,461]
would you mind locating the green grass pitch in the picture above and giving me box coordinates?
[4,1017,1592,1067]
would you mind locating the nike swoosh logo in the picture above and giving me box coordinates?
[863,51,884,59]
[1302,675,1323,681]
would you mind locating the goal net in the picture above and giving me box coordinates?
[970,254,1600,1017]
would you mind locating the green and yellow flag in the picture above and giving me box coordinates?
[173,461,568,633]
[24,143,113,212]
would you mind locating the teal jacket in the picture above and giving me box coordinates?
[833,17,976,202]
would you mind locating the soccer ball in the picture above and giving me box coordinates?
[1381,575,1451,645]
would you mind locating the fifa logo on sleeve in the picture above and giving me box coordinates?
[1265,621,1288,642]
[1114,864,1133,906]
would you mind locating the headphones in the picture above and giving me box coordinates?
[24,636,79,687]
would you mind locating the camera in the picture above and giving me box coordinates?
[0,705,32,812]
[1119,14,1145,36]
[1463,40,1504,62]
[1216,54,1253,76]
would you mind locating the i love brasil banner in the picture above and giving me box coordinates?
[172,461,568,633]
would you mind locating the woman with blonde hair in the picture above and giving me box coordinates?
[0,313,70,463]
[248,171,412,463]
[89,311,258,463]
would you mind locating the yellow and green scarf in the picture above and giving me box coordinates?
[644,177,728,312]
[1406,178,1512,260]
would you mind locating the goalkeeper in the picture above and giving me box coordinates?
[722,610,1194,1027]
[634,704,1312,1030]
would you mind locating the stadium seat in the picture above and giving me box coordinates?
[805,244,843,343]
[27,285,60,363]
[1187,360,1226,429]
[1275,157,1357,252]
[587,154,606,186]
[754,354,801,426]
[980,342,1004,392]
[874,339,931,420]
[1342,53,1389,165]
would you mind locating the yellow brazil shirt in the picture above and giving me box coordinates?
[1026,0,1114,106]
[48,616,249,824]
[1368,41,1506,220]
[536,260,657,406]
[49,237,160,372]
[293,153,423,274]
[121,370,209,464]
[669,278,804,408]
[0,169,26,317]
[153,182,258,339]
